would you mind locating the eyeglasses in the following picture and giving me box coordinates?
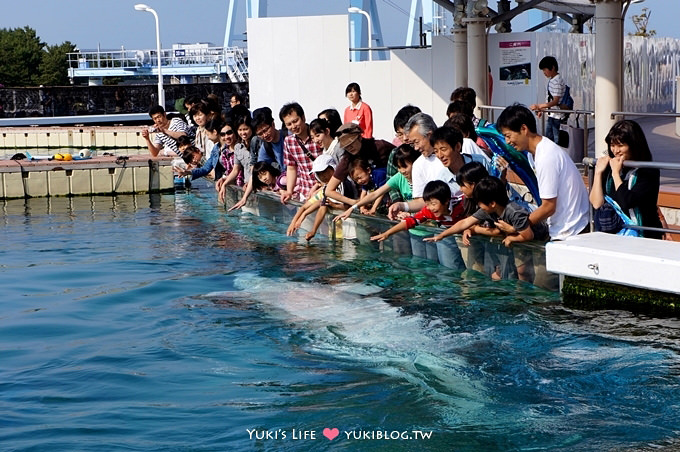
[220,130,234,136]
[256,125,272,137]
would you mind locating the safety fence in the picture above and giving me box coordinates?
[0,82,248,119]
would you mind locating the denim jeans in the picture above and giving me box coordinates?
[545,116,561,144]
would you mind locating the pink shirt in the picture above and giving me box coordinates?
[344,101,373,139]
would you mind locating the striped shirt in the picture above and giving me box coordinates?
[547,73,566,120]
[152,117,190,156]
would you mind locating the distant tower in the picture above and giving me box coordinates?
[224,0,268,47]
[349,0,386,61]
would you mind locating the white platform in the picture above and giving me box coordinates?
[546,232,680,294]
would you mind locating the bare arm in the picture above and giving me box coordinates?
[305,205,328,241]
[589,156,610,209]
[387,198,425,220]
[228,180,254,210]
[221,163,243,187]
[142,128,162,156]
[502,226,534,247]
[323,176,357,206]
[281,165,297,204]
[529,197,557,226]
[423,216,479,242]
[370,220,408,242]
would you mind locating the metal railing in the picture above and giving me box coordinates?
[582,157,680,236]
[66,46,249,82]
[611,111,680,120]
[480,104,594,161]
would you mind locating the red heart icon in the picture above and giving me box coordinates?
[323,427,339,440]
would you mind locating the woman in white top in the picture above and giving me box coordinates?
[309,118,344,161]
[190,101,218,157]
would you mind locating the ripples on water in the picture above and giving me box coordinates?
[1,190,680,451]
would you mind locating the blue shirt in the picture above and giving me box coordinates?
[360,167,387,192]
[191,142,221,180]
[257,131,286,170]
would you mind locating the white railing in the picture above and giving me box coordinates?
[67,46,248,81]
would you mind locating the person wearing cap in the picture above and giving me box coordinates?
[286,154,354,239]
[279,102,323,203]
[322,122,394,206]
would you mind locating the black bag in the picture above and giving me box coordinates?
[594,203,624,233]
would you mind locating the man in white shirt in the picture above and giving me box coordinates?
[387,113,446,220]
[497,104,589,240]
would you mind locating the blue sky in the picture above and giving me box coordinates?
[0,0,675,50]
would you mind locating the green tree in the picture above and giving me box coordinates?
[39,41,77,86]
[0,26,45,86]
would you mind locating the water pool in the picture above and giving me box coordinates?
[2,190,680,451]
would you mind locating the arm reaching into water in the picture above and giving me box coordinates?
[334,182,393,222]
[423,216,479,242]
[227,181,254,210]
[305,205,328,241]
[370,220,408,242]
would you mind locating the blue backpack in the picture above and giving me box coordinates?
[559,85,574,111]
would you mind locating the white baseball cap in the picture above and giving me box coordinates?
[310,154,338,174]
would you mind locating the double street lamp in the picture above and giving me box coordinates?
[134,4,165,108]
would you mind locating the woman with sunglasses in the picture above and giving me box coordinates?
[175,117,224,181]
[215,120,252,199]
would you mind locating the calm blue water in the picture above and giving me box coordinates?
[2,190,680,452]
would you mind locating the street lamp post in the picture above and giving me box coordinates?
[134,4,165,108]
[348,7,372,61]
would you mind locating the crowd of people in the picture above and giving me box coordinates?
[142,75,667,277]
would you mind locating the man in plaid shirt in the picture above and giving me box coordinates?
[279,103,322,203]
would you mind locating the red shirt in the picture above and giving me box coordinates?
[344,101,373,139]
[283,132,322,200]
[403,197,465,229]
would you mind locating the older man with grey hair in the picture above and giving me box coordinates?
[387,112,446,220]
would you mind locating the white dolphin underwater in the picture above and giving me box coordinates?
[203,272,489,406]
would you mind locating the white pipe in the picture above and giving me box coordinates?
[452,28,468,89]
[348,7,372,61]
[463,18,489,117]
[594,0,623,157]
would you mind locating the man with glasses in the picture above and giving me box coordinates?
[252,107,287,170]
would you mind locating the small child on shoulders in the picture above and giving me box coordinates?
[348,158,387,216]
[370,180,464,242]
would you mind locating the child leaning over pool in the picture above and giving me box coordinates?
[370,180,464,242]
[335,144,420,222]
[348,158,387,216]
[425,176,548,281]
[251,161,286,193]
[286,154,354,239]
[425,176,548,246]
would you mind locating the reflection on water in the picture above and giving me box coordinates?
[1,191,680,451]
